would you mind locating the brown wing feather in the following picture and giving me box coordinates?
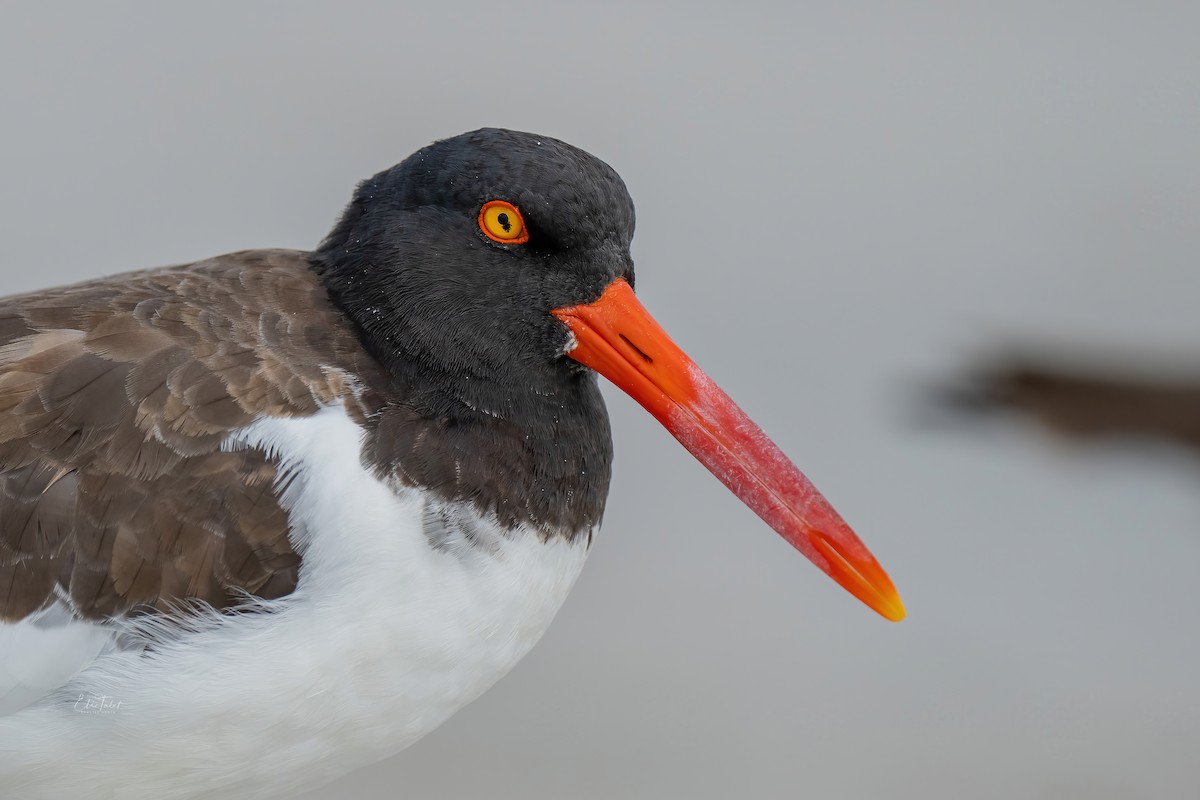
[0,249,371,622]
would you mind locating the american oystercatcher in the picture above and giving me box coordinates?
[0,128,904,799]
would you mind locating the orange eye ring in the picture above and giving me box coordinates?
[478,200,529,244]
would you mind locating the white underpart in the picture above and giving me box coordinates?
[0,605,116,716]
[0,405,592,800]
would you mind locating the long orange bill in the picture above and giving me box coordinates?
[552,279,905,622]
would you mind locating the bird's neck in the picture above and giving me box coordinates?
[308,255,614,537]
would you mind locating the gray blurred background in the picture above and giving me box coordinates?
[2,3,1198,798]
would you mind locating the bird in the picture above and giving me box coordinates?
[0,128,904,799]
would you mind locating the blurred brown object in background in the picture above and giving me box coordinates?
[937,354,1200,452]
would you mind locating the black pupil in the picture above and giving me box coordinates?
[497,212,512,233]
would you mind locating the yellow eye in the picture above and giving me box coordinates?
[478,200,529,244]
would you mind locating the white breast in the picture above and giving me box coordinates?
[0,405,592,800]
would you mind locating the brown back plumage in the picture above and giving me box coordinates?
[0,250,371,622]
